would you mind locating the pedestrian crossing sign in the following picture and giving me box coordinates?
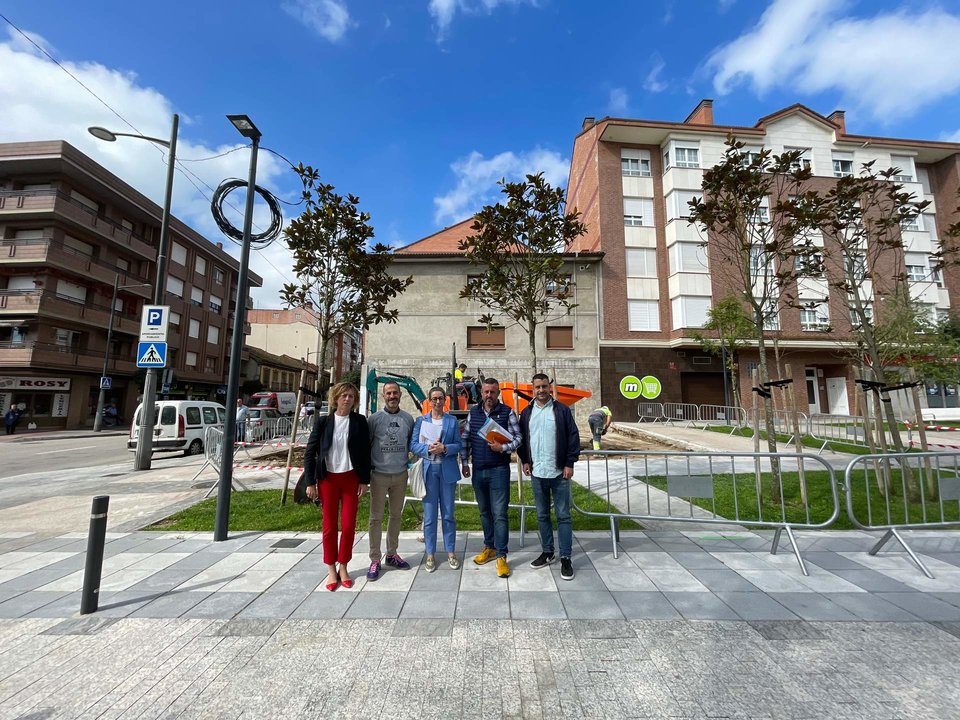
[136,341,167,368]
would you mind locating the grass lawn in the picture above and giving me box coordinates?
[641,466,960,531]
[148,481,642,533]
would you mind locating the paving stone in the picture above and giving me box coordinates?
[931,621,960,640]
[805,551,869,570]
[455,591,511,619]
[767,592,860,621]
[830,568,919,593]
[663,591,738,620]
[392,618,453,637]
[344,591,406,619]
[747,621,826,641]
[91,590,158,617]
[686,567,761,592]
[178,591,256,619]
[0,591,68,618]
[932,592,960,609]
[131,589,214,618]
[289,591,355,619]
[823,592,922,621]
[714,591,799,621]
[671,551,726,569]
[216,618,282,636]
[559,590,624,619]
[24,592,83,618]
[611,591,682,620]
[40,616,117,635]
[510,591,566,619]
[878,592,960,621]
[400,590,457,619]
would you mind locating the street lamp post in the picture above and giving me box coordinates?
[214,114,262,542]
[92,273,151,432]
[88,114,179,469]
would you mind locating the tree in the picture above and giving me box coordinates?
[791,161,931,455]
[691,294,755,409]
[459,173,587,370]
[281,164,412,390]
[688,137,821,474]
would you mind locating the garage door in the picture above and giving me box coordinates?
[680,372,725,406]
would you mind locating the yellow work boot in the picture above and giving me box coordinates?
[592,440,601,450]
[473,547,496,565]
[496,556,511,578]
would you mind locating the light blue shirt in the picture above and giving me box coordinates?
[529,399,560,478]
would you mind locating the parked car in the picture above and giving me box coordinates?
[246,407,281,441]
[128,400,225,456]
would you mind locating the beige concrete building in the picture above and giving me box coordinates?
[363,220,603,424]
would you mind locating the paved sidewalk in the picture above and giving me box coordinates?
[0,528,959,719]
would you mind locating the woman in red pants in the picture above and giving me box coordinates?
[304,382,370,591]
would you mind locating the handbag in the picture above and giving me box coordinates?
[408,458,425,499]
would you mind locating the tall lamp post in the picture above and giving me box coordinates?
[89,114,179,469]
[214,114,261,542]
[92,273,151,432]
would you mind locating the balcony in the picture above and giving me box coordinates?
[0,289,140,334]
[0,236,153,296]
[0,340,136,373]
[0,188,156,260]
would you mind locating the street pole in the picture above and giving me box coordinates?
[93,273,120,432]
[134,113,179,471]
[214,133,260,542]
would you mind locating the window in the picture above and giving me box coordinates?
[190,287,203,307]
[621,148,651,177]
[185,407,201,425]
[546,326,574,350]
[63,235,94,258]
[625,248,657,277]
[467,325,505,349]
[56,279,87,304]
[750,198,770,224]
[891,154,914,182]
[675,145,700,168]
[740,147,763,167]
[205,357,217,373]
[763,312,781,331]
[171,242,188,266]
[214,267,225,284]
[294,312,302,320]
[832,152,854,178]
[70,189,99,214]
[121,218,134,232]
[749,246,769,276]
[170,311,181,329]
[195,256,207,275]
[844,253,866,279]
[906,265,927,282]
[798,252,824,276]
[166,276,184,298]
[54,328,81,351]
[800,305,830,331]
[207,325,219,344]
[546,275,573,297]
[185,351,198,368]
[189,319,200,338]
[628,300,659,331]
[202,406,218,424]
[115,257,129,272]
[209,295,222,313]
[785,147,812,172]
[937,308,951,324]
[670,243,708,273]
[623,197,654,227]
[931,266,945,288]
[901,214,923,232]
[671,297,711,329]
[849,303,874,327]
[666,190,698,222]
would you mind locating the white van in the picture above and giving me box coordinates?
[128,400,226,456]
[249,391,297,416]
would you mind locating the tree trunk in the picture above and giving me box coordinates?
[785,363,807,506]
[756,334,782,503]
[528,321,538,372]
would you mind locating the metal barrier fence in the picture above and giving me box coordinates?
[745,409,808,442]
[573,450,841,575]
[637,402,665,422]
[808,413,868,453]
[662,402,700,425]
[698,404,747,433]
[843,451,960,577]
[191,425,250,494]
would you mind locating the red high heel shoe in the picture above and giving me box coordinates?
[338,565,353,589]
[325,576,340,592]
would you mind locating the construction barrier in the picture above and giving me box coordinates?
[843,451,960,577]
[636,402,665,423]
[808,413,869,453]
[698,404,747,433]
[574,450,840,575]
[662,402,700,425]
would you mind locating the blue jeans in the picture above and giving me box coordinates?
[423,466,457,555]
[472,464,510,557]
[531,475,572,558]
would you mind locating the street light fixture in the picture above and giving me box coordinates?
[92,273,151,432]
[214,113,262,542]
[88,114,179,470]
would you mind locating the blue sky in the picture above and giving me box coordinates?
[2,0,960,305]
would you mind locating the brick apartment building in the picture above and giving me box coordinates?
[566,100,960,420]
[0,141,262,430]
[247,306,361,391]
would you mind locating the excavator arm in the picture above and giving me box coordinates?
[365,369,427,414]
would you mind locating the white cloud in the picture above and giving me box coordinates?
[708,0,960,121]
[428,0,539,40]
[943,129,960,143]
[282,0,353,42]
[0,28,294,308]
[433,147,569,225]
[643,55,667,93]
[608,88,629,115]
[717,0,736,12]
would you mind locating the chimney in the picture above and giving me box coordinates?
[684,99,714,126]
[216,241,223,250]
[581,116,596,131]
[828,110,846,134]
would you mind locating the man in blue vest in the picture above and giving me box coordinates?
[460,377,522,578]
[518,373,581,581]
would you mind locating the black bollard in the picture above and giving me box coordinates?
[80,495,110,615]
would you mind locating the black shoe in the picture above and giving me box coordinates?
[560,557,574,581]
[530,552,554,569]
